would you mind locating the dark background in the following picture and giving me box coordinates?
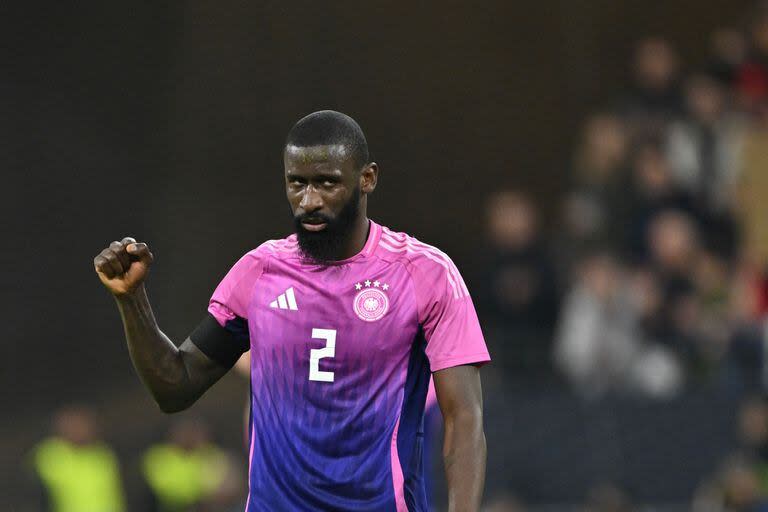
[1,2,756,509]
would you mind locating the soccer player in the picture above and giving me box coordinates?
[94,110,490,511]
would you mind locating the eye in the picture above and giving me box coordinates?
[287,177,306,188]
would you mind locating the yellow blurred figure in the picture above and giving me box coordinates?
[142,419,227,512]
[32,406,125,512]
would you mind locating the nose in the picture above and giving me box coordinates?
[299,185,323,213]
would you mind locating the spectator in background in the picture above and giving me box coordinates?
[644,211,708,366]
[478,190,558,380]
[554,251,682,399]
[666,73,742,259]
[624,141,695,260]
[196,454,246,512]
[619,36,683,137]
[572,113,629,197]
[723,460,768,511]
[557,113,630,272]
[667,73,744,212]
[30,406,126,512]
[644,211,728,385]
[141,419,230,512]
[709,28,748,87]
[736,4,768,112]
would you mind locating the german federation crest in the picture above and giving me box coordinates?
[352,279,390,322]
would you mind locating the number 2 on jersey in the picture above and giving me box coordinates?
[309,328,336,382]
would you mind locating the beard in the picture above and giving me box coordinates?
[293,190,361,264]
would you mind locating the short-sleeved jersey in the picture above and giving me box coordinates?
[206,220,490,511]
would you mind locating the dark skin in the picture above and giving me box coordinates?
[94,144,486,511]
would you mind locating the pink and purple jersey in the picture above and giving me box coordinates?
[208,220,490,511]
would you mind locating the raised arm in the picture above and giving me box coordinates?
[94,238,230,413]
[433,364,486,512]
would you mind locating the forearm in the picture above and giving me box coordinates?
[443,409,486,512]
[114,284,192,411]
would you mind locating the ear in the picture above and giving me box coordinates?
[360,162,378,194]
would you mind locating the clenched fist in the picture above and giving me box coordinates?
[94,237,154,296]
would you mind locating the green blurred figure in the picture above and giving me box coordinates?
[31,406,125,512]
[142,419,228,512]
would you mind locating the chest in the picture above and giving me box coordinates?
[246,259,419,365]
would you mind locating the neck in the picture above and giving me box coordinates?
[338,215,371,260]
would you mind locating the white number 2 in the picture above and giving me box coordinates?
[309,328,336,382]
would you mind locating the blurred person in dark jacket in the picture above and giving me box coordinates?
[624,141,696,261]
[708,28,748,86]
[30,406,126,512]
[141,419,229,512]
[572,113,629,198]
[644,211,706,364]
[558,113,630,266]
[618,36,683,137]
[644,211,750,387]
[478,190,558,380]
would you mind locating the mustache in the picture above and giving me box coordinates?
[295,212,333,224]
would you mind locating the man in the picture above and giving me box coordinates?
[94,110,490,511]
[31,406,126,512]
[141,419,229,512]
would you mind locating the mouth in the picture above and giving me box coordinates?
[301,220,328,232]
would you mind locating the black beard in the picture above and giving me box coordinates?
[293,191,361,264]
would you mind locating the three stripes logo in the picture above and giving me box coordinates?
[269,287,298,311]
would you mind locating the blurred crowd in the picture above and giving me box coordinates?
[28,406,246,512]
[476,3,768,510]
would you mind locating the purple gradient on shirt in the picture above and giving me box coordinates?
[207,220,489,511]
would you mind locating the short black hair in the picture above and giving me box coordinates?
[285,110,370,169]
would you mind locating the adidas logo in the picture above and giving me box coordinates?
[269,287,298,311]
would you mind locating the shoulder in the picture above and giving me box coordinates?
[377,225,468,299]
[33,438,65,460]
[255,234,299,257]
[216,235,297,291]
[233,234,298,268]
[247,234,299,261]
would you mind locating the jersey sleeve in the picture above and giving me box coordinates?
[208,251,264,329]
[189,251,264,367]
[412,253,491,372]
